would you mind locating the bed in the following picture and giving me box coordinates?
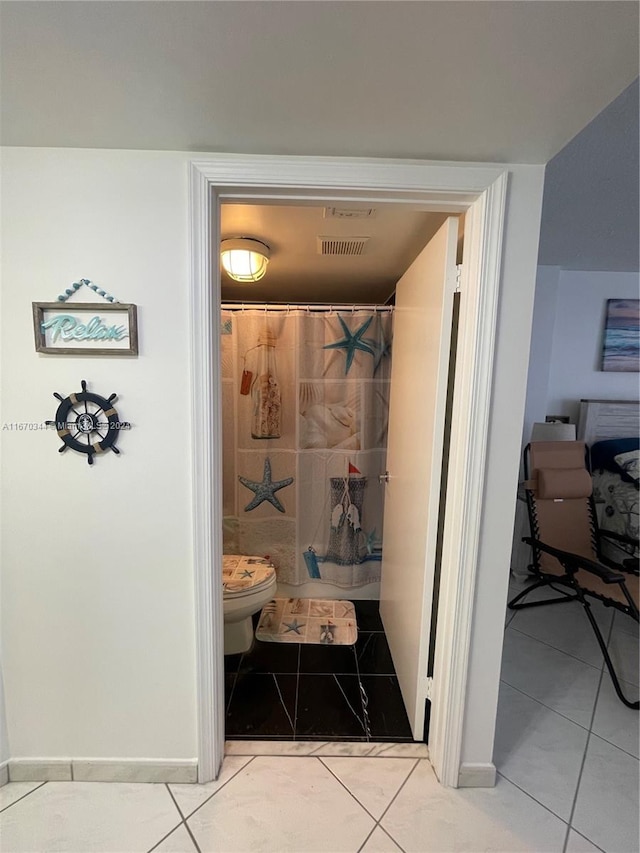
[577,399,640,560]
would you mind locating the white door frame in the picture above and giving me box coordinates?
[189,154,508,786]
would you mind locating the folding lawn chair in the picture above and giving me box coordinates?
[508,440,639,709]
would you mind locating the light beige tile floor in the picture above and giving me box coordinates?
[1,578,637,853]
[0,752,570,853]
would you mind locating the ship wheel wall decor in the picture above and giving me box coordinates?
[46,380,130,465]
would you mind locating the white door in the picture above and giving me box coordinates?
[380,216,458,739]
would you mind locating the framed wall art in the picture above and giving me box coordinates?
[602,298,639,372]
[32,279,138,356]
[33,302,138,356]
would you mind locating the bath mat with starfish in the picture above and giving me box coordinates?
[255,598,357,645]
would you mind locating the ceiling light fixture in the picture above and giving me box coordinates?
[220,238,271,283]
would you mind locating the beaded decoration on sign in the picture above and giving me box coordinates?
[56,279,120,303]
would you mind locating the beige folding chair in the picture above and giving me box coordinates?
[508,440,639,709]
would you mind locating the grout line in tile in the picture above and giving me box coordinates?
[164,784,202,853]
[163,786,185,820]
[562,616,611,853]
[358,757,421,853]
[494,769,570,824]
[376,758,422,817]
[507,624,605,672]
[231,731,412,739]
[317,756,379,823]
[356,827,380,853]
[363,823,407,853]
[272,673,295,735]
[0,781,48,814]
[147,823,193,853]
[293,643,301,740]
[611,610,639,640]
[225,667,239,715]
[297,671,396,676]
[499,679,592,733]
[356,673,398,677]
[182,755,257,822]
[147,819,195,853]
[381,824,407,853]
[225,735,297,741]
[587,729,640,762]
[504,609,517,628]
[566,827,608,853]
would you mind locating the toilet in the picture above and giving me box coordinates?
[223,555,277,655]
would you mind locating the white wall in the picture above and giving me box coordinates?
[546,270,640,424]
[1,148,545,780]
[1,148,197,760]
[522,268,639,437]
[0,665,9,768]
[521,265,561,446]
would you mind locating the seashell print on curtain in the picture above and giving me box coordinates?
[221,307,393,588]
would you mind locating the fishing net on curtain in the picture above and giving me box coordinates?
[221,307,393,589]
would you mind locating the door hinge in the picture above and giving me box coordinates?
[455,264,462,293]
[425,676,433,700]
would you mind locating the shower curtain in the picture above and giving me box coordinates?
[221,307,393,588]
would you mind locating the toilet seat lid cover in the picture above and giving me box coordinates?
[223,555,276,595]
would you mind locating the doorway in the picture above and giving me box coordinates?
[219,201,457,743]
[189,155,508,785]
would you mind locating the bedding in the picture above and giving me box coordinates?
[590,437,640,483]
[614,449,640,483]
[591,439,639,561]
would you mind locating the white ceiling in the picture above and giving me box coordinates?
[220,202,460,304]
[2,1,637,288]
[1,1,638,164]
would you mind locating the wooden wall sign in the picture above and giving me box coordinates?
[33,279,138,356]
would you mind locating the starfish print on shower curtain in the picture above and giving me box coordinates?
[364,316,391,374]
[238,456,294,513]
[323,315,376,374]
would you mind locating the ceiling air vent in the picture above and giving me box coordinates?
[324,207,377,219]
[317,236,370,256]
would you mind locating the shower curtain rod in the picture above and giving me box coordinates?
[221,302,394,312]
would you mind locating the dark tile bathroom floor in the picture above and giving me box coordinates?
[224,600,415,742]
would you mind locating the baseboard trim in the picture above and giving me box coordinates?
[0,761,9,787]
[457,762,496,788]
[9,758,198,784]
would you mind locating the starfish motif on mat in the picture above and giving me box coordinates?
[323,315,376,374]
[283,618,305,635]
[239,569,255,578]
[238,457,294,514]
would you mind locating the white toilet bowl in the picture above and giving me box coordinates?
[222,555,277,655]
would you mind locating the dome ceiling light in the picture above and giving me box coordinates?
[220,238,271,283]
